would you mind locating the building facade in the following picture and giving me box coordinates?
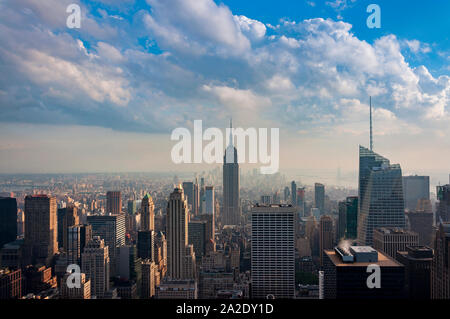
[251,204,295,299]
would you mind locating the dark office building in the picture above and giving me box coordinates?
[406,211,433,246]
[0,197,17,249]
[323,246,405,299]
[57,205,79,250]
[397,246,432,299]
[137,230,155,262]
[345,196,358,239]
[337,201,346,240]
[188,220,207,260]
[182,182,194,210]
[436,185,450,222]
[314,183,325,214]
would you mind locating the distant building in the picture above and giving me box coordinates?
[397,246,432,299]
[296,188,305,216]
[182,182,194,211]
[291,181,297,206]
[436,185,450,222]
[403,175,430,212]
[345,196,358,239]
[127,200,136,216]
[373,227,419,260]
[314,183,325,214]
[319,215,334,267]
[106,191,122,214]
[323,246,405,299]
[141,193,154,231]
[0,197,17,249]
[337,201,346,241]
[406,211,433,246]
[155,279,197,299]
[251,204,295,299]
[284,187,290,203]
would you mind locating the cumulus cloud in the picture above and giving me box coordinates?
[0,0,449,142]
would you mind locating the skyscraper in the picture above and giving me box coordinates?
[188,220,207,260]
[397,246,433,299]
[436,185,450,222]
[106,191,122,214]
[223,120,240,226]
[431,222,450,299]
[87,214,126,276]
[290,181,297,206]
[296,187,305,216]
[24,195,58,266]
[345,196,358,239]
[141,193,154,231]
[205,186,215,216]
[67,225,81,265]
[0,197,17,249]
[337,201,346,240]
[314,183,325,214]
[193,179,200,216]
[403,175,430,212]
[357,146,405,246]
[251,204,295,299]
[182,182,194,211]
[319,215,334,267]
[166,187,196,280]
[406,210,433,246]
[81,236,110,298]
[284,187,290,203]
[127,200,136,216]
[58,205,79,251]
[137,230,155,261]
[141,259,157,299]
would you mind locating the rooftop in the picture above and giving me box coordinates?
[374,227,416,235]
[325,249,403,267]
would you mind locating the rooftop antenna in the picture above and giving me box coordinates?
[370,96,373,151]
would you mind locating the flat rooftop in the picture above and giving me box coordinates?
[374,227,416,235]
[324,249,403,267]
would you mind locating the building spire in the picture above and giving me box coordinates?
[370,96,373,151]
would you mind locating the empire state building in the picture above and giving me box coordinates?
[223,120,240,226]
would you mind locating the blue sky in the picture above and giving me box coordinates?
[0,0,449,184]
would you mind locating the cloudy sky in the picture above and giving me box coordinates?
[0,0,449,186]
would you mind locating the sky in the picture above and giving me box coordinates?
[0,0,449,186]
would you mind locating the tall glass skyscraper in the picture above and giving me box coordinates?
[357,146,405,246]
